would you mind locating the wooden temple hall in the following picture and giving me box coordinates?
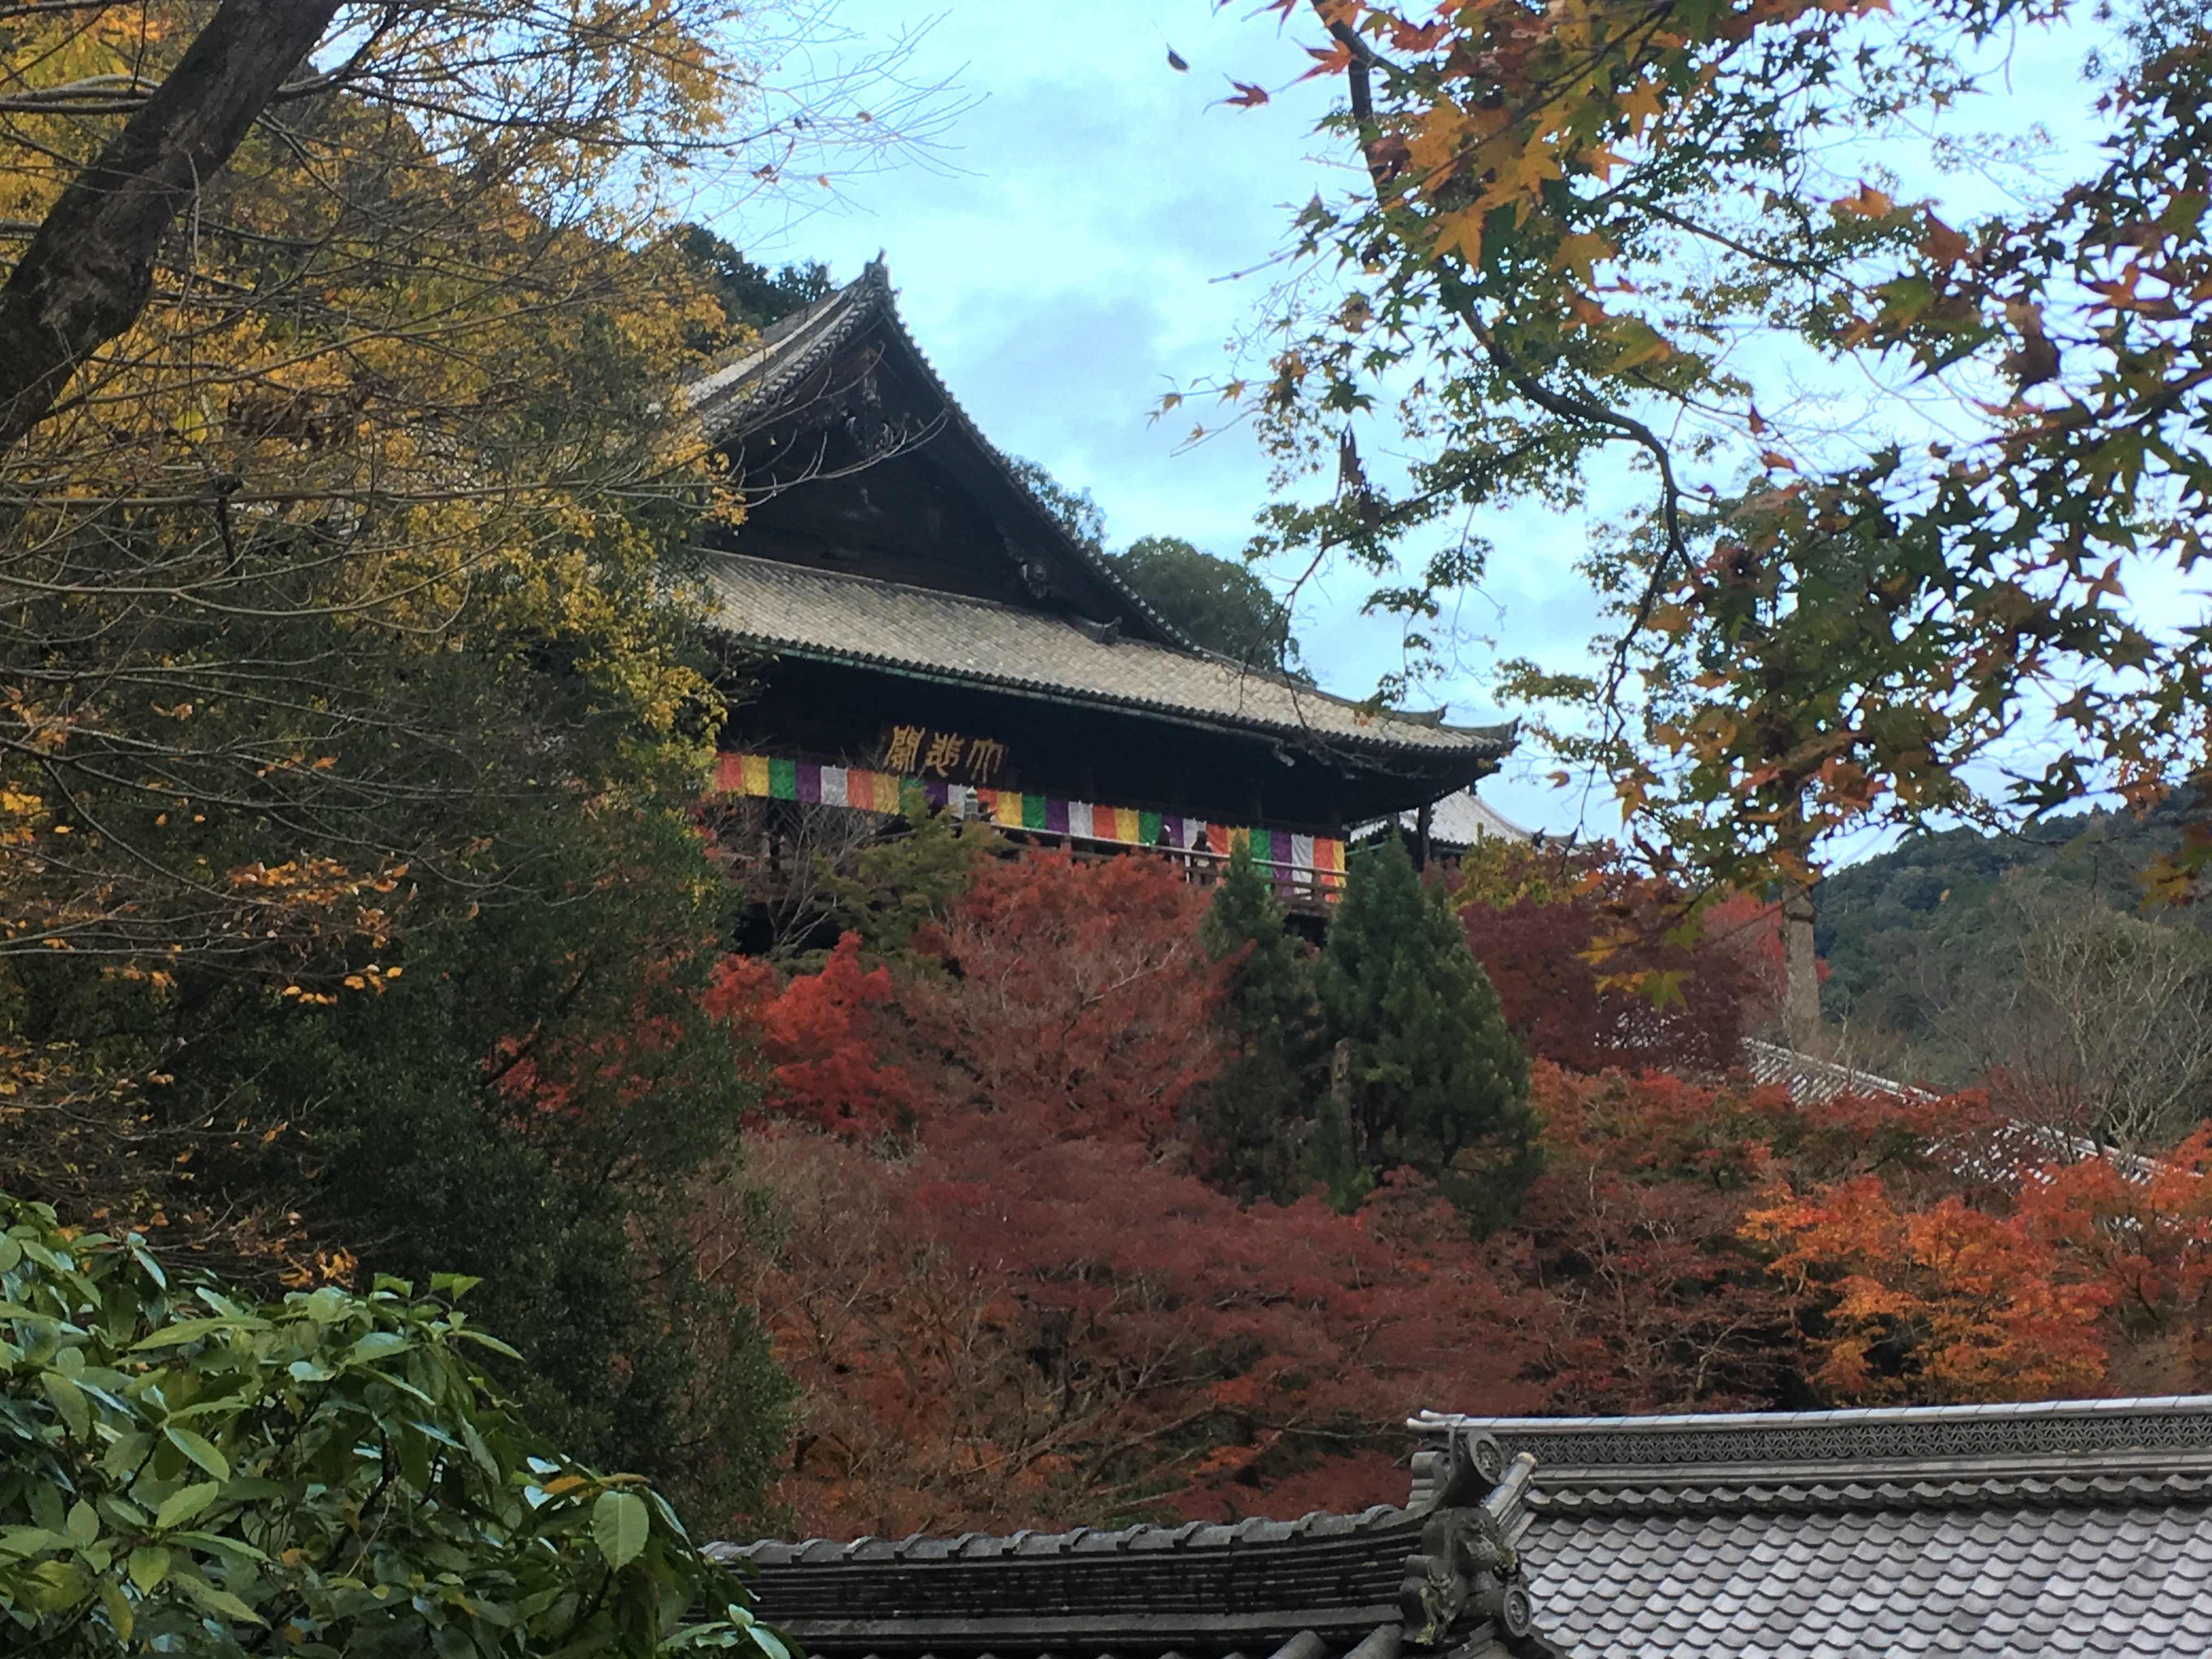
[687,261,1515,900]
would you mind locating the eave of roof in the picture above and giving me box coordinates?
[688,260,1193,652]
[716,1452,1562,1659]
[1413,1395,2212,1502]
[706,551,1517,763]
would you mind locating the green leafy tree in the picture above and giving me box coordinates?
[1108,537,1307,676]
[1318,833,1538,1229]
[822,808,1000,966]
[1201,0,2212,899]
[139,812,791,1533]
[1193,842,1325,1201]
[1007,456,1110,555]
[0,1196,784,1657]
[670,225,833,350]
[1006,460,1305,673]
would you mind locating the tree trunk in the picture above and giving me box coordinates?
[1330,1036,1362,1159]
[1782,882,1820,1047]
[0,0,342,449]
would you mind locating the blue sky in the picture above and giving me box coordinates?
[714,1,2115,843]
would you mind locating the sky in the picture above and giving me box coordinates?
[705,1,2119,843]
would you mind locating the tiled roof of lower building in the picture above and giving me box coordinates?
[716,1436,1562,1659]
[716,1396,2212,1659]
[1417,1396,2212,1656]
[703,551,1517,762]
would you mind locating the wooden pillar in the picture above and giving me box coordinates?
[1782,882,1820,1046]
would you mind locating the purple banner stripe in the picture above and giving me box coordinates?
[1046,798,1069,834]
[795,761,822,804]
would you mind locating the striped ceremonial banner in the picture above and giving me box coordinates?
[710,753,1351,899]
[1314,838,1346,886]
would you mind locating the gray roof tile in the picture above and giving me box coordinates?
[1511,1498,2212,1656]
[705,552,1514,759]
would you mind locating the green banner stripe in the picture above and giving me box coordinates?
[769,757,797,800]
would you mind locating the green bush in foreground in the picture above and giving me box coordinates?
[0,1196,779,1657]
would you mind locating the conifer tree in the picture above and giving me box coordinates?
[1195,841,1325,1201]
[1319,833,1540,1229]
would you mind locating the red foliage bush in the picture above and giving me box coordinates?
[704,935,917,1138]
[915,851,1226,1143]
[1494,1062,1976,1412]
[1458,846,1763,1075]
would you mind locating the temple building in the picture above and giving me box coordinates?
[689,262,1514,901]
[718,1393,2212,1658]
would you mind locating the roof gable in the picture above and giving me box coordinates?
[691,261,1188,647]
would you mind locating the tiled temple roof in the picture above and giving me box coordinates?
[716,1436,1562,1659]
[717,1397,2212,1659]
[687,261,1190,652]
[687,263,1512,769]
[1419,1396,2212,1656]
[704,551,1518,760]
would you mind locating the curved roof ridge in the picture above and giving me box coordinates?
[692,261,1202,651]
[712,1500,1424,1566]
[1416,1394,2212,1435]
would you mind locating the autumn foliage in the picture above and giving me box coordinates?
[693,839,2212,1538]
[696,851,1545,1535]
[1457,842,1767,1075]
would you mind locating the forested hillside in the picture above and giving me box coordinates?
[1815,803,2212,1117]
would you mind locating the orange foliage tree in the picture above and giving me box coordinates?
[1750,1128,2212,1401]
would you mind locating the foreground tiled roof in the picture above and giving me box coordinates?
[1418,1396,2212,1656]
[718,1398,2212,1658]
[706,551,1518,760]
[718,1437,1561,1659]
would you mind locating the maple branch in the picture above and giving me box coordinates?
[1446,295,1689,661]
[0,0,345,451]
[1606,190,1839,280]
